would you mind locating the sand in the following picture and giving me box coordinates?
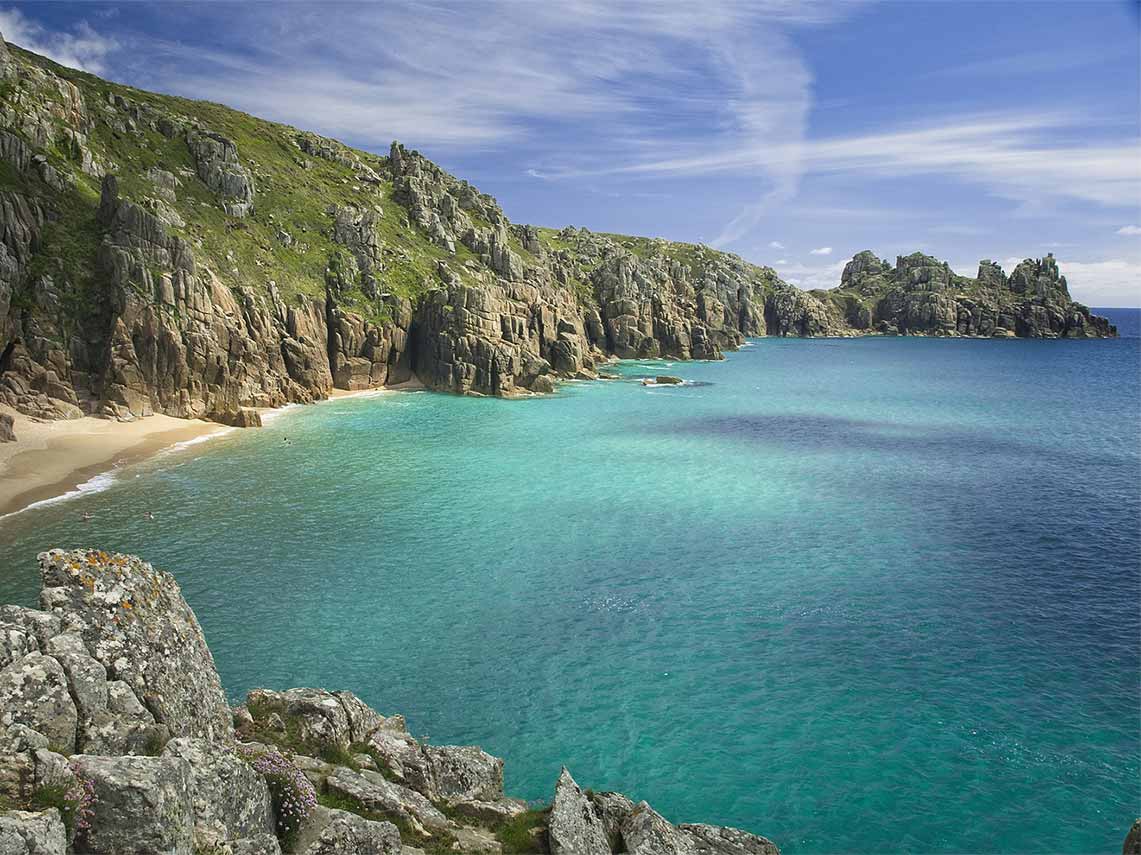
[0,380,428,517]
[0,407,228,517]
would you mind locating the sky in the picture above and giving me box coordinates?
[2,1,1139,305]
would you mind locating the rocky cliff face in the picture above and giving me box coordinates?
[825,250,1115,338]
[0,33,1116,428]
[0,548,781,855]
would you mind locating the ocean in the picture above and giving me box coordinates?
[1,318,1138,853]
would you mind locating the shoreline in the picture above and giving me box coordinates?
[0,378,432,519]
[0,407,231,518]
[2,330,1121,520]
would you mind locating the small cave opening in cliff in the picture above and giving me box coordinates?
[0,339,15,376]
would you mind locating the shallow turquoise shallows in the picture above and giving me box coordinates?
[2,332,1139,854]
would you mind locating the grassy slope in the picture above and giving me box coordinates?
[3,42,807,334]
[2,45,482,326]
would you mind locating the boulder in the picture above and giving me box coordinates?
[294,806,401,855]
[325,765,449,834]
[447,797,526,825]
[0,608,61,653]
[622,801,696,855]
[37,549,233,742]
[548,767,610,855]
[654,376,683,385]
[0,809,67,855]
[245,687,351,751]
[210,408,263,428]
[0,413,14,442]
[679,824,780,855]
[230,834,283,855]
[425,744,504,803]
[1124,819,1141,855]
[588,791,634,852]
[0,652,77,753]
[0,623,36,669]
[332,690,387,743]
[163,737,274,848]
[69,754,194,855]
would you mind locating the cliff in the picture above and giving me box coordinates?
[0,34,1116,426]
[0,548,781,855]
[820,250,1115,338]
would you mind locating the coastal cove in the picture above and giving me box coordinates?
[1,334,1138,853]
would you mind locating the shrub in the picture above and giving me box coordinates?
[237,746,317,848]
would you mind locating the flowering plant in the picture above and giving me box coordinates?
[237,745,317,845]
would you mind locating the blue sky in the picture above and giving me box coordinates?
[2,1,1139,304]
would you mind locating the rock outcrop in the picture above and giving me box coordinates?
[827,250,1115,338]
[0,33,1112,431]
[0,548,781,854]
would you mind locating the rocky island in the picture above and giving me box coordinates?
[0,32,1115,435]
[0,548,782,855]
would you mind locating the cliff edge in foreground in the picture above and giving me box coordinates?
[0,548,780,854]
[0,31,1116,426]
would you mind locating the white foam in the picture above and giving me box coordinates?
[2,471,118,520]
[259,403,303,423]
[170,427,235,450]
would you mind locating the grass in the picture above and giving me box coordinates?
[29,783,82,838]
[495,806,551,854]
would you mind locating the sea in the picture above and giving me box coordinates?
[1,308,1138,853]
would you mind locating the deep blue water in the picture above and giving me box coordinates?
[1,336,1138,854]
[1095,307,1141,338]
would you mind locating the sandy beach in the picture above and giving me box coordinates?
[0,382,426,518]
[0,407,228,518]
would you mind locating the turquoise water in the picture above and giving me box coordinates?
[1,334,1139,853]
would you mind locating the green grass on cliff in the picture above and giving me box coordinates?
[495,806,551,853]
[3,44,482,322]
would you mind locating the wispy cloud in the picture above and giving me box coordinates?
[0,7,117,73]
[1117,225,1141,236]
[810,246,832,255]
[931,45,1129,79]
[554,111,1141,212]
[95,1,855,162]
[769,240,785,249]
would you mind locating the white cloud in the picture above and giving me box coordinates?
[1057,259,1141,307]
[562,110,1141,213]
[101,1,856,164]
[994,256,1141,307]
[810,246,833,255]
[774,259,847,290]
[775,258,788,265]
[1117,225,1141,236]
[769,240,785,249]
[0,8,117,73]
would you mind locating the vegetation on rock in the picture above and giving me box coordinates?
[0,32,1114,427]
